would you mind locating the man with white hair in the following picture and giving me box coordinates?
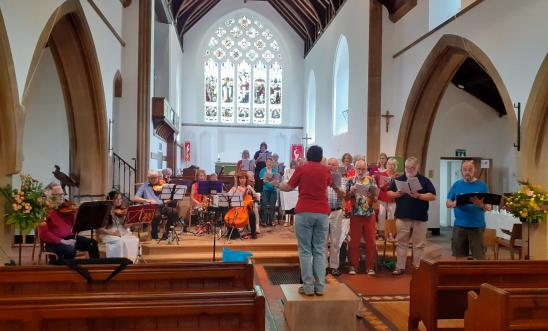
[387,157,436,275]
[132,170,179,240]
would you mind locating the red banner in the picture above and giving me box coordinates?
[291,144,303,161]
[184,141,191,161]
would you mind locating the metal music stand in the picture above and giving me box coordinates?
[218,193,244,244]
[158,184,187,244]
[72,201,113,241]
[125,204,159,263]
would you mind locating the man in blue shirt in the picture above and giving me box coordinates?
[132,170,179,240]
[446,160,492,259]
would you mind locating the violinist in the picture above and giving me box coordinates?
[161,168,173,183]
[37,182,99,262]
[132,170,178,240]
[227,173,258,239]
[98,191,139,262]
[190,170,208,209]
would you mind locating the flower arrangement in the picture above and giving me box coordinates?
[1,174,48,235]
[504,181,548,223]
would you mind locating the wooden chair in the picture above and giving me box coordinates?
[36,237,57,265]
[483,228,497,259]
[382,219,397,258]
[495,223,523,260]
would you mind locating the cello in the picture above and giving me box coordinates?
[224,193,253,228]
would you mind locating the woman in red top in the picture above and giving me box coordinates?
[275,146,344,296]
[375,157,399,240]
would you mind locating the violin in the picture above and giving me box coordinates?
[57,200,78,214]
[153,179,166,193]
[113,206,128,217]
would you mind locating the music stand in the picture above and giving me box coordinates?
[125,204,159,263]
[198,180,224,195]
[158,185,187,244]
[72,201,113,241]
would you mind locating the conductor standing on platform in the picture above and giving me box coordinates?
[274,146,344,296]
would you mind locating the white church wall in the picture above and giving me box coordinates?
[304,0,370,160]
[381,0,548,155]
[425,84,516,229]
[21,48,69,185]
[180,0,304,172]
[117,0,139,164]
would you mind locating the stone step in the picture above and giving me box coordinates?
[142,240,298,255]
[142,250,300,264]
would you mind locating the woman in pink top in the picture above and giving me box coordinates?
[375,157,399,240]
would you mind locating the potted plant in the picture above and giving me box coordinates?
[504,181,548,223]
[1,175,48,265]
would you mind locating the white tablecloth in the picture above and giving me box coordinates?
[280,190,298,211]
[485,211,520,240]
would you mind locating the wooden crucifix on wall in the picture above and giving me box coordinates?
[381,111,394,132]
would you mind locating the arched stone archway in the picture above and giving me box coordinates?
[520,54,548,260]
[22,0,108,195]
[0,10,22,178]
[395,34,516,171]
[520,54,548,185]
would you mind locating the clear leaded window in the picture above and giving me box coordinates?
[204,15,283,125]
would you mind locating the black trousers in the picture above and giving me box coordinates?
[45,235,99,262]
[151,205,179,239]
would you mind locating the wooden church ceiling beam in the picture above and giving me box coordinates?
[182,0,220,34]
[377,0,417,23]
[269,0,309,38]
[268,0,308,41]
[309,1,329,27]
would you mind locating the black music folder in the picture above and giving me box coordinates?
[456,193,502,207]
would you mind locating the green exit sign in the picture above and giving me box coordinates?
[455,149,466,157]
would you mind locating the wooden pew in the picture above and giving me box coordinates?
[0,261,254,296]
[409,259,548,330]
[0,289,265,331]
[465,284,548,331]
[0,261,264,331]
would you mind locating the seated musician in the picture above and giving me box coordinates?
[98,191,139,262]
[208,173,218,181]
[227,173,258,239]
[190,170,208,209]
[131,170,178,240]
[38,183,99,262]
[161,168,172,183]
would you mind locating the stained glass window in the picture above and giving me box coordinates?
[204,14,283,125]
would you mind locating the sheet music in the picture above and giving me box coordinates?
[380,175,391,185]
[408,177,423,191]
[257,152,271,163]
[331,172,342,188]
[395,177,423,194]
[395,180,411,194]
[217,192,244,207]
[354,183,377,197]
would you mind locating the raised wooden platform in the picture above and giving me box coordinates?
[281,283,359,331]
[141,226,299,264]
